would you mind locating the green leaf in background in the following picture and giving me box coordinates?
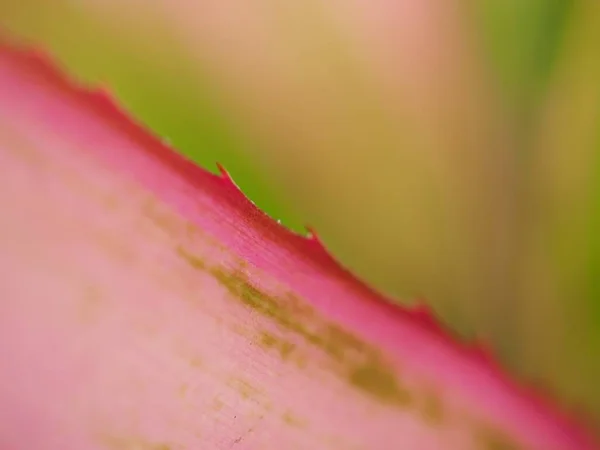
[476,0,575,116]
[520,0,600,419]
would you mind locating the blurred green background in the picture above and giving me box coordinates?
[1,0,599,426]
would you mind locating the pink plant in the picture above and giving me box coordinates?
[0,37,598,449]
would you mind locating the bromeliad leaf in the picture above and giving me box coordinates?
[0,38,596,450]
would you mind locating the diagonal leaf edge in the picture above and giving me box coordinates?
[0,32,598,448]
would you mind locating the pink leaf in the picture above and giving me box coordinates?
[0,37,596,450]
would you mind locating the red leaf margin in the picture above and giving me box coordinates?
[0,33,597,448]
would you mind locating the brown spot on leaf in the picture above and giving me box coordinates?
[477,426,522,450]
[178,383,189,399]
[77,285,105,324]
[228,377,266,403]
[189,356,203,368]
[90,226,136,264]
[97,434,176,450]
[348,362,411,406]
[178,250,413,409]
[211,396,224,411]
[259,331,296,360]
[420,388,445,425]
[176,246,207,271]
[282,411,307,428]
[143,198,185,237]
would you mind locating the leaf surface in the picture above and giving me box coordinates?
[0,38,596,450]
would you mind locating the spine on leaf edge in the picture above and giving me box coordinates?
[0,33,596,439]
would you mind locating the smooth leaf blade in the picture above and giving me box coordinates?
[0,39,596,450]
